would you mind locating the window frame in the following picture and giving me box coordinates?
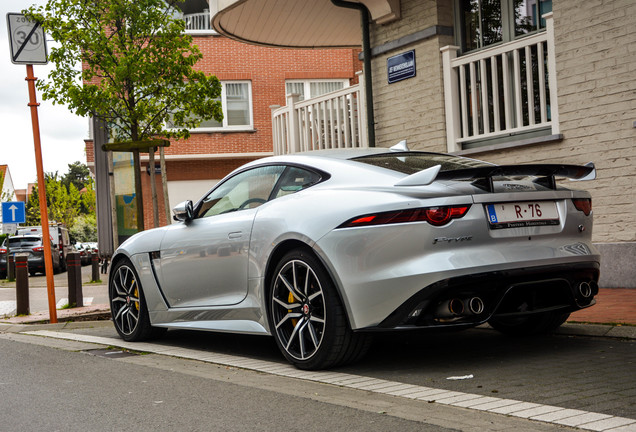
[191,80,254,132]
[455,0,552,55]
[285,79,350,101]
[193,163,327,219]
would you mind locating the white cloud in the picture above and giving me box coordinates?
[0,1,88,190]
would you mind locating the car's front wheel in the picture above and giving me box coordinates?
[109,259,165,341]
[269,248,371,370]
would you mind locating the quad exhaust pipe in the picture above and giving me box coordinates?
[436,296,485,318]
[578,282,593,298]
[575,280,598,306]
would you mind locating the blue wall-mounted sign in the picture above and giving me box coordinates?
[387,50,416,84]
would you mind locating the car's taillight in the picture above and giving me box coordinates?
[0,248,6,254]
[32,246,44,252]
[572,198,592,216]
[338,205,471,228]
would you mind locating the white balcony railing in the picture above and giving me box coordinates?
[183,10,212,32]
[271,72,368,155]
[441,13,559,152]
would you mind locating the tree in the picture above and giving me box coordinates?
[24,0,223,230]
[62,161,91,192]
[69,214,98,242]
[24,0,223,141]
[25,171,96,232]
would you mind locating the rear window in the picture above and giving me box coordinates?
[352,152,491,175]
[8,237,41,247]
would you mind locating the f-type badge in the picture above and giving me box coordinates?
[433,236,473,245]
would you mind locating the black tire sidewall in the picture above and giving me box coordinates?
[268,248,348,370]
[109,258,153,341]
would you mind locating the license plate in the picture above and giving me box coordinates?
[486,201,559,229]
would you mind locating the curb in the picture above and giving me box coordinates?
[1,311,634,340]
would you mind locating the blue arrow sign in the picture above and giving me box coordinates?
[1,201,26,224]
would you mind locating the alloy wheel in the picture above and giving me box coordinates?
[271,259,326,361]
[110,264,141,336]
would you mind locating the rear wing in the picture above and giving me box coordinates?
[395,162,596,192]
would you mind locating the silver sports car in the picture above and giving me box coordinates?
[109,143,599,370]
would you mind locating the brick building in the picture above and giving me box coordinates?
[85,2,361,230]
[214,0,635,287]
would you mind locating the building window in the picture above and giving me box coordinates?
[193,81,253,131]
[458,0,552,53]
[178,0,217,34]
[442,0,558,151]
[285,80,349,101]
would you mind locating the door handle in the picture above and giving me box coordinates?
[228,231,243,239]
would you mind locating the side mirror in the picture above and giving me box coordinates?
[172,200,194,222]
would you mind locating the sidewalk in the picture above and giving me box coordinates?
[0,278,634,331]
[569,288,636,326]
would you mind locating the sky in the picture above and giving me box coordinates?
[0,0,88,191]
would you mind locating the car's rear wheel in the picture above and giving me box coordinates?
[269,248,371,370]
[488,311,570,336]
[109,259,165,341]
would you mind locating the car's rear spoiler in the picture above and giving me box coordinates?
[395,162,596,192]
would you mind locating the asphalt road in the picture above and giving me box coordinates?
[0,333,576,432]
[58,322,636,421]
[0,266,634,429]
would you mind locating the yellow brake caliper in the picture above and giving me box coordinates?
[131,280,140,311]
[289,292,298,327]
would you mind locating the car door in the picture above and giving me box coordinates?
[157,165,285,308]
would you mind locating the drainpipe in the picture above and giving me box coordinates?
[331,0,375,147]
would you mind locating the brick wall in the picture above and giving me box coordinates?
[161,36,362,158]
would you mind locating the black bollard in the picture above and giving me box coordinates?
[91,253,100,282]
[15,253,29,316]
[67,252,83,307]
[8,254,15,280]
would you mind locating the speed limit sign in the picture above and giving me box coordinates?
[6,13,48,65]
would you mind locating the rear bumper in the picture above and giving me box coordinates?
[367,262,599,331]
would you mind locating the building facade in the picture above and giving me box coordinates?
[214,0,635,287]
[85,4,362,230]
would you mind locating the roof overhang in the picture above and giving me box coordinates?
[212,0,400,49]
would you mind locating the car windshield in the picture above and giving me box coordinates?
[8,236,41,247]
[351,152,492,175]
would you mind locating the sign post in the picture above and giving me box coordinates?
[6,13,57,323]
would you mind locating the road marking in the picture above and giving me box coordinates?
[56,297,94,308]
[0,301,16,317]
[24,330,636,432]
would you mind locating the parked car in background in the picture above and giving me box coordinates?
[17,224,71,271]
[74,242,92,266]
[108,146,599,370]
[0,235,62,277]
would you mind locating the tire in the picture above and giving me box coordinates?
[268,248,371,370]
[109,259,166,341]
[29,270,36,277]
[488,311,570,336]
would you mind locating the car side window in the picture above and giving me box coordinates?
[197,165,286,218]
[272,166,322,199]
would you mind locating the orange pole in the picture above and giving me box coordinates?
[25,64,57,323]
